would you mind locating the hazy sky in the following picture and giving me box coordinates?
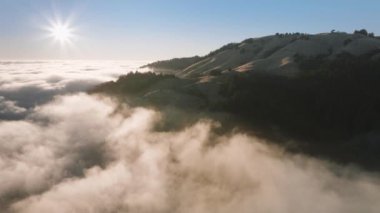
[1,0,380,60]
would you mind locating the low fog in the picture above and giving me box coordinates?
[1,61,379,213]
[0,60,146,119]
[0,93,379,213]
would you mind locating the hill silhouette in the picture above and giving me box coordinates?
[92,31,380,171]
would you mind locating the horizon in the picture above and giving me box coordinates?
[2,0,380,61]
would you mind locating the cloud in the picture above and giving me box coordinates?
[0,60,148,92]
[0,94,379,213]
[0,94,120,208]
[0,60,147,119]
[0,96,27,119]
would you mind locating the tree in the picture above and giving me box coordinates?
[354,29,368,36]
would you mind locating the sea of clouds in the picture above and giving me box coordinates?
[0,60,146,119]
[1,61,380,213]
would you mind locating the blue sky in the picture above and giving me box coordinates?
[1,0,380,60]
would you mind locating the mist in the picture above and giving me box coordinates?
[0,60,147,119]
[0,93,379,213]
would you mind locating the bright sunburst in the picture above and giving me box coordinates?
[48,21,75,44]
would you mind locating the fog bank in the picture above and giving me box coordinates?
[1,94,379,213]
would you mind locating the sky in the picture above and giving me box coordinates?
[1,0,380,60]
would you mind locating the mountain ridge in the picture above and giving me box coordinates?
[143,31,380,78]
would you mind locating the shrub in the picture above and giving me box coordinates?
[354,29,368,36]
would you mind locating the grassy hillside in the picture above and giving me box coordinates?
[92,50,380,170]
[141,56,203,71]
[144,31,380,78]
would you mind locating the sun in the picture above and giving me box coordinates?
[48,22,74,43]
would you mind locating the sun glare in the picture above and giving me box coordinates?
[49,22,74,44]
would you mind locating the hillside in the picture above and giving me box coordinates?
[143,31,380,77]
[141,56,203,74]
[92,31,380,170]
